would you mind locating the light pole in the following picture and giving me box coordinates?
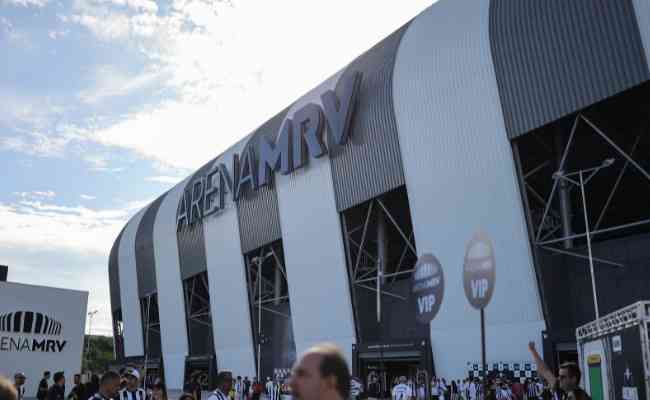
[553,158,614,319]
[251,253,272,381]
[86,310,98,371]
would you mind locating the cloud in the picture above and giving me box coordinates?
[0,197,150,255]
[14,190,57,199]
[146,176,182,184]
[80,194,96,200]
[1,0,49,8]
[78,64,169,104]
[48,30,68,39]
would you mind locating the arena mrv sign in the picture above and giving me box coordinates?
[177,72,362,230]
[0,311,67,353]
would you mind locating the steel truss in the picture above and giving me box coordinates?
[519,114,650,268]
[341,196,418,304]
[183,272,214,353]
[141,294,161,355]
[245,241,290,320]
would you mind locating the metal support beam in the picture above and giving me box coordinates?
[356,284,406,301]
[540,246,623,268]
[594,132,644,230]
[555,128,574,249]
[377,199,417,255]
[536,218,650,246]
[536,115,580,241]
[582,116,650,181]
[354,202,374,279]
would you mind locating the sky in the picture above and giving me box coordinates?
[0,0,434,336]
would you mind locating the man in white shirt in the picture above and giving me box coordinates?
[391,377,412,400]
[118,369,147,400]
[235,377,244,400]
[430,379,442,400]
[467,380,478,400]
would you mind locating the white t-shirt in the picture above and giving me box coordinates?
[431,383,441,396]
[392,384,412,400]
[468,383,478,400]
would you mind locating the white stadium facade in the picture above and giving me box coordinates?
[108,0,650,391]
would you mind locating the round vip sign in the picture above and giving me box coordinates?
[412,253,444,324]
[463,232,496,309]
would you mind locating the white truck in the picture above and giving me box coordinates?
[576,301,650,400]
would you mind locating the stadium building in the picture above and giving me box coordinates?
[108,0,650,391]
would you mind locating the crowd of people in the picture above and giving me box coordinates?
[0,341,590,400]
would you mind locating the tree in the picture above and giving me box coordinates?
[82,335,115,373]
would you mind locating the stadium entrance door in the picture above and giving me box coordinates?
[352,340,433,398]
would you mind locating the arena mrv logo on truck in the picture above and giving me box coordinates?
[177,72,362,230]
[0,311,68,353]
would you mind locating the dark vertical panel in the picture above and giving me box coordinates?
[6,313,11,332]
[109,228,126,312]
[178,161,218,280]
[13,312,21,333]
[236,108,290,254]
[490,0,650,139]
[35,313,43,334]
[135,193,168,298]
[329,23,410,211]
[23,312,33,334]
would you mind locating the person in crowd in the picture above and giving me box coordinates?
[13,373,26,400]
[251,379,262,400]
[450,380,458,400]
[1,376,18,400]
[269,379,281,400]
[495,382,512,400]
[349,377,363,400]
[67,374,84,400]
[265,378,273,398]
[527,342,591,400]
[47,372,66,400]
[38,371,51,400]
[390,377,412,400]
[415,378,426,400]
[88,371,121,400]
[511,380,523,400]
[289,343,350,400]
[367,376,380,400]
[183,372,201,400]
[430,378,442,400]
[86,375,100,400]
[179,395,195,400]
[119,369,147,400]
[234,377,243,400]
[467,379,478,400]
[151,381,167,400]
[207,372,233,400]
[243,378,251,400]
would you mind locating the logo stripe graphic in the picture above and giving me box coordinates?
[0,312,62,336]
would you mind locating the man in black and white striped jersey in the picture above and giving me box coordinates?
[118,369,147,400]
[89,372,121,400]
[267,379,281,400]
[208,372,234,400]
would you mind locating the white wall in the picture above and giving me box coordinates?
[275,70,357,365]
[204,137,257,378]
[119,208,147,357]
[153,180,190,390]
[0,282,87,397]
[393,0,545,379]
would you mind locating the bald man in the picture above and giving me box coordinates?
[289,343,351,400]
[1,376,18,400]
